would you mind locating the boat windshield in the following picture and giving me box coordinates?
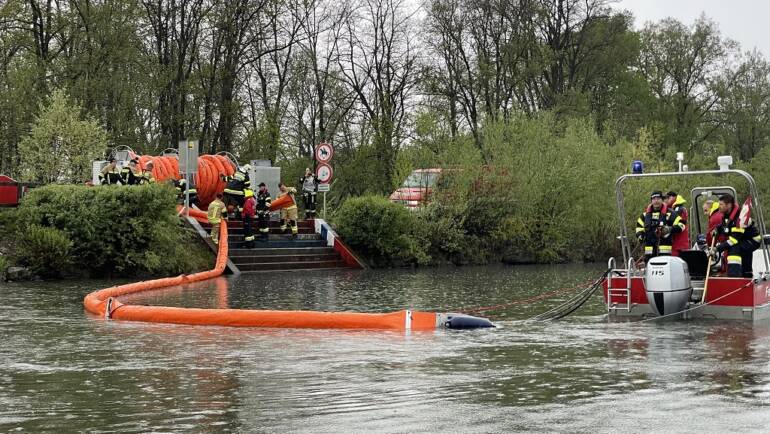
[402,171,439,188]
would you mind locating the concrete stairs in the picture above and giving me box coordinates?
[201,219,349,272]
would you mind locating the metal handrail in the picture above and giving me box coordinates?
[615,168,770,277]
[215,151,239,169]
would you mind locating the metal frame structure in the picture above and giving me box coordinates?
[614,169,770,275]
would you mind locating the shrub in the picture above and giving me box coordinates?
[15,225,73,278]
[15,184,212,277]
[333,195,430,266]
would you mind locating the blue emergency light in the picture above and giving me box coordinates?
[632,160,643,174]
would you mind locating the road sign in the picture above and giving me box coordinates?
[316,163,333,183]
[315,143,334,163]
[178,139,199,174]
[317,183,330,192]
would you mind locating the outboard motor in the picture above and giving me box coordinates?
[645,256,692,317]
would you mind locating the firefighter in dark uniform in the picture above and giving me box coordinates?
[121,159,140,185]
[255,182,272,241]
[137,161,155,185]
[99,158,123,185]
[711,193,761,277]
[221,164,252,218]
[299,167,319,219]
[174,177,199,207]
[635,191,673,263]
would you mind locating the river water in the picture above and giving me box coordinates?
[2,264,770,432]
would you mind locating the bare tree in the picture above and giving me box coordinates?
[337,0,420,193]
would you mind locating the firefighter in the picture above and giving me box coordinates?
[99,158,123,185]
[221,164,252,218]
[174,177,198,207]
[121,159,140,185]
[207,193,228,245]
[242,189,256,248]
[710,194,761,277]
[299,167,319,219]
[255,182,272,241]
[664,191,689,256]
[277,182,298,237]
[635,191,673,263]
[137,161,155,185]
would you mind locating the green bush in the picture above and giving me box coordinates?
[16,225,73,278]
[15,184,212,277]
[333,195,430,266]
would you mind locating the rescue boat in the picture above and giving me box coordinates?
[603,156,770,320]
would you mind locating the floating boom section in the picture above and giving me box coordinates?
[83,208,493,330]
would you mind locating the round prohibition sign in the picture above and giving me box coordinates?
[316,163,333,183]
[315,143,334,163]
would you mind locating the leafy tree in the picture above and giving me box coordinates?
[18,89,108,183]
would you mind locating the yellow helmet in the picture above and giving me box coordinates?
[244,189,254,198]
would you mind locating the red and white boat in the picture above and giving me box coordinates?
[603,157,770,320]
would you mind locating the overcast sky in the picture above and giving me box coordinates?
[616,0,769,57]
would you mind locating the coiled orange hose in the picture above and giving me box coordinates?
[135,155,236,207]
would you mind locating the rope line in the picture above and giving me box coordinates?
[636,280,754,323]
[460,275,601,315]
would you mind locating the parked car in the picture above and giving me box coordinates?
[389,168,442,208]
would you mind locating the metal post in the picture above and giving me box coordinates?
[323,191,327,219]
[185,144,190,218]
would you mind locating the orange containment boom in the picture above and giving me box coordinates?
[83,211,493,330]
[269,193,294,211]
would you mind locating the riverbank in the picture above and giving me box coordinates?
[332,195,620,268]
[0,184,212,281]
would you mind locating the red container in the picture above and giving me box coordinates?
[0,175,21,206]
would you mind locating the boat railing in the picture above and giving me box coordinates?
[615,168,770,278]
[606,257,634,312]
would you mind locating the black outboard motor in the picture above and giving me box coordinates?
[438,313,495,329]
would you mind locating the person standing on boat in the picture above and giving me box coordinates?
[665,191,689,256]
[635,191,673,262]
[711,194,761,277]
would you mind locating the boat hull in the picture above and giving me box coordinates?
[603,276,770,321]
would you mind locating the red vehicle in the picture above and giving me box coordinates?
[390,168,442,208]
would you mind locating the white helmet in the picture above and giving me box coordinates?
[241,164,252,173]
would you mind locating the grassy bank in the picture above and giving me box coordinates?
[0,184,212,279]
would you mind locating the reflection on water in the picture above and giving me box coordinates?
[3,264,770,432]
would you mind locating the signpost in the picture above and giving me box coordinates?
[179,139,199,217]
[314,143,334,218]
[315,142,333,163]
